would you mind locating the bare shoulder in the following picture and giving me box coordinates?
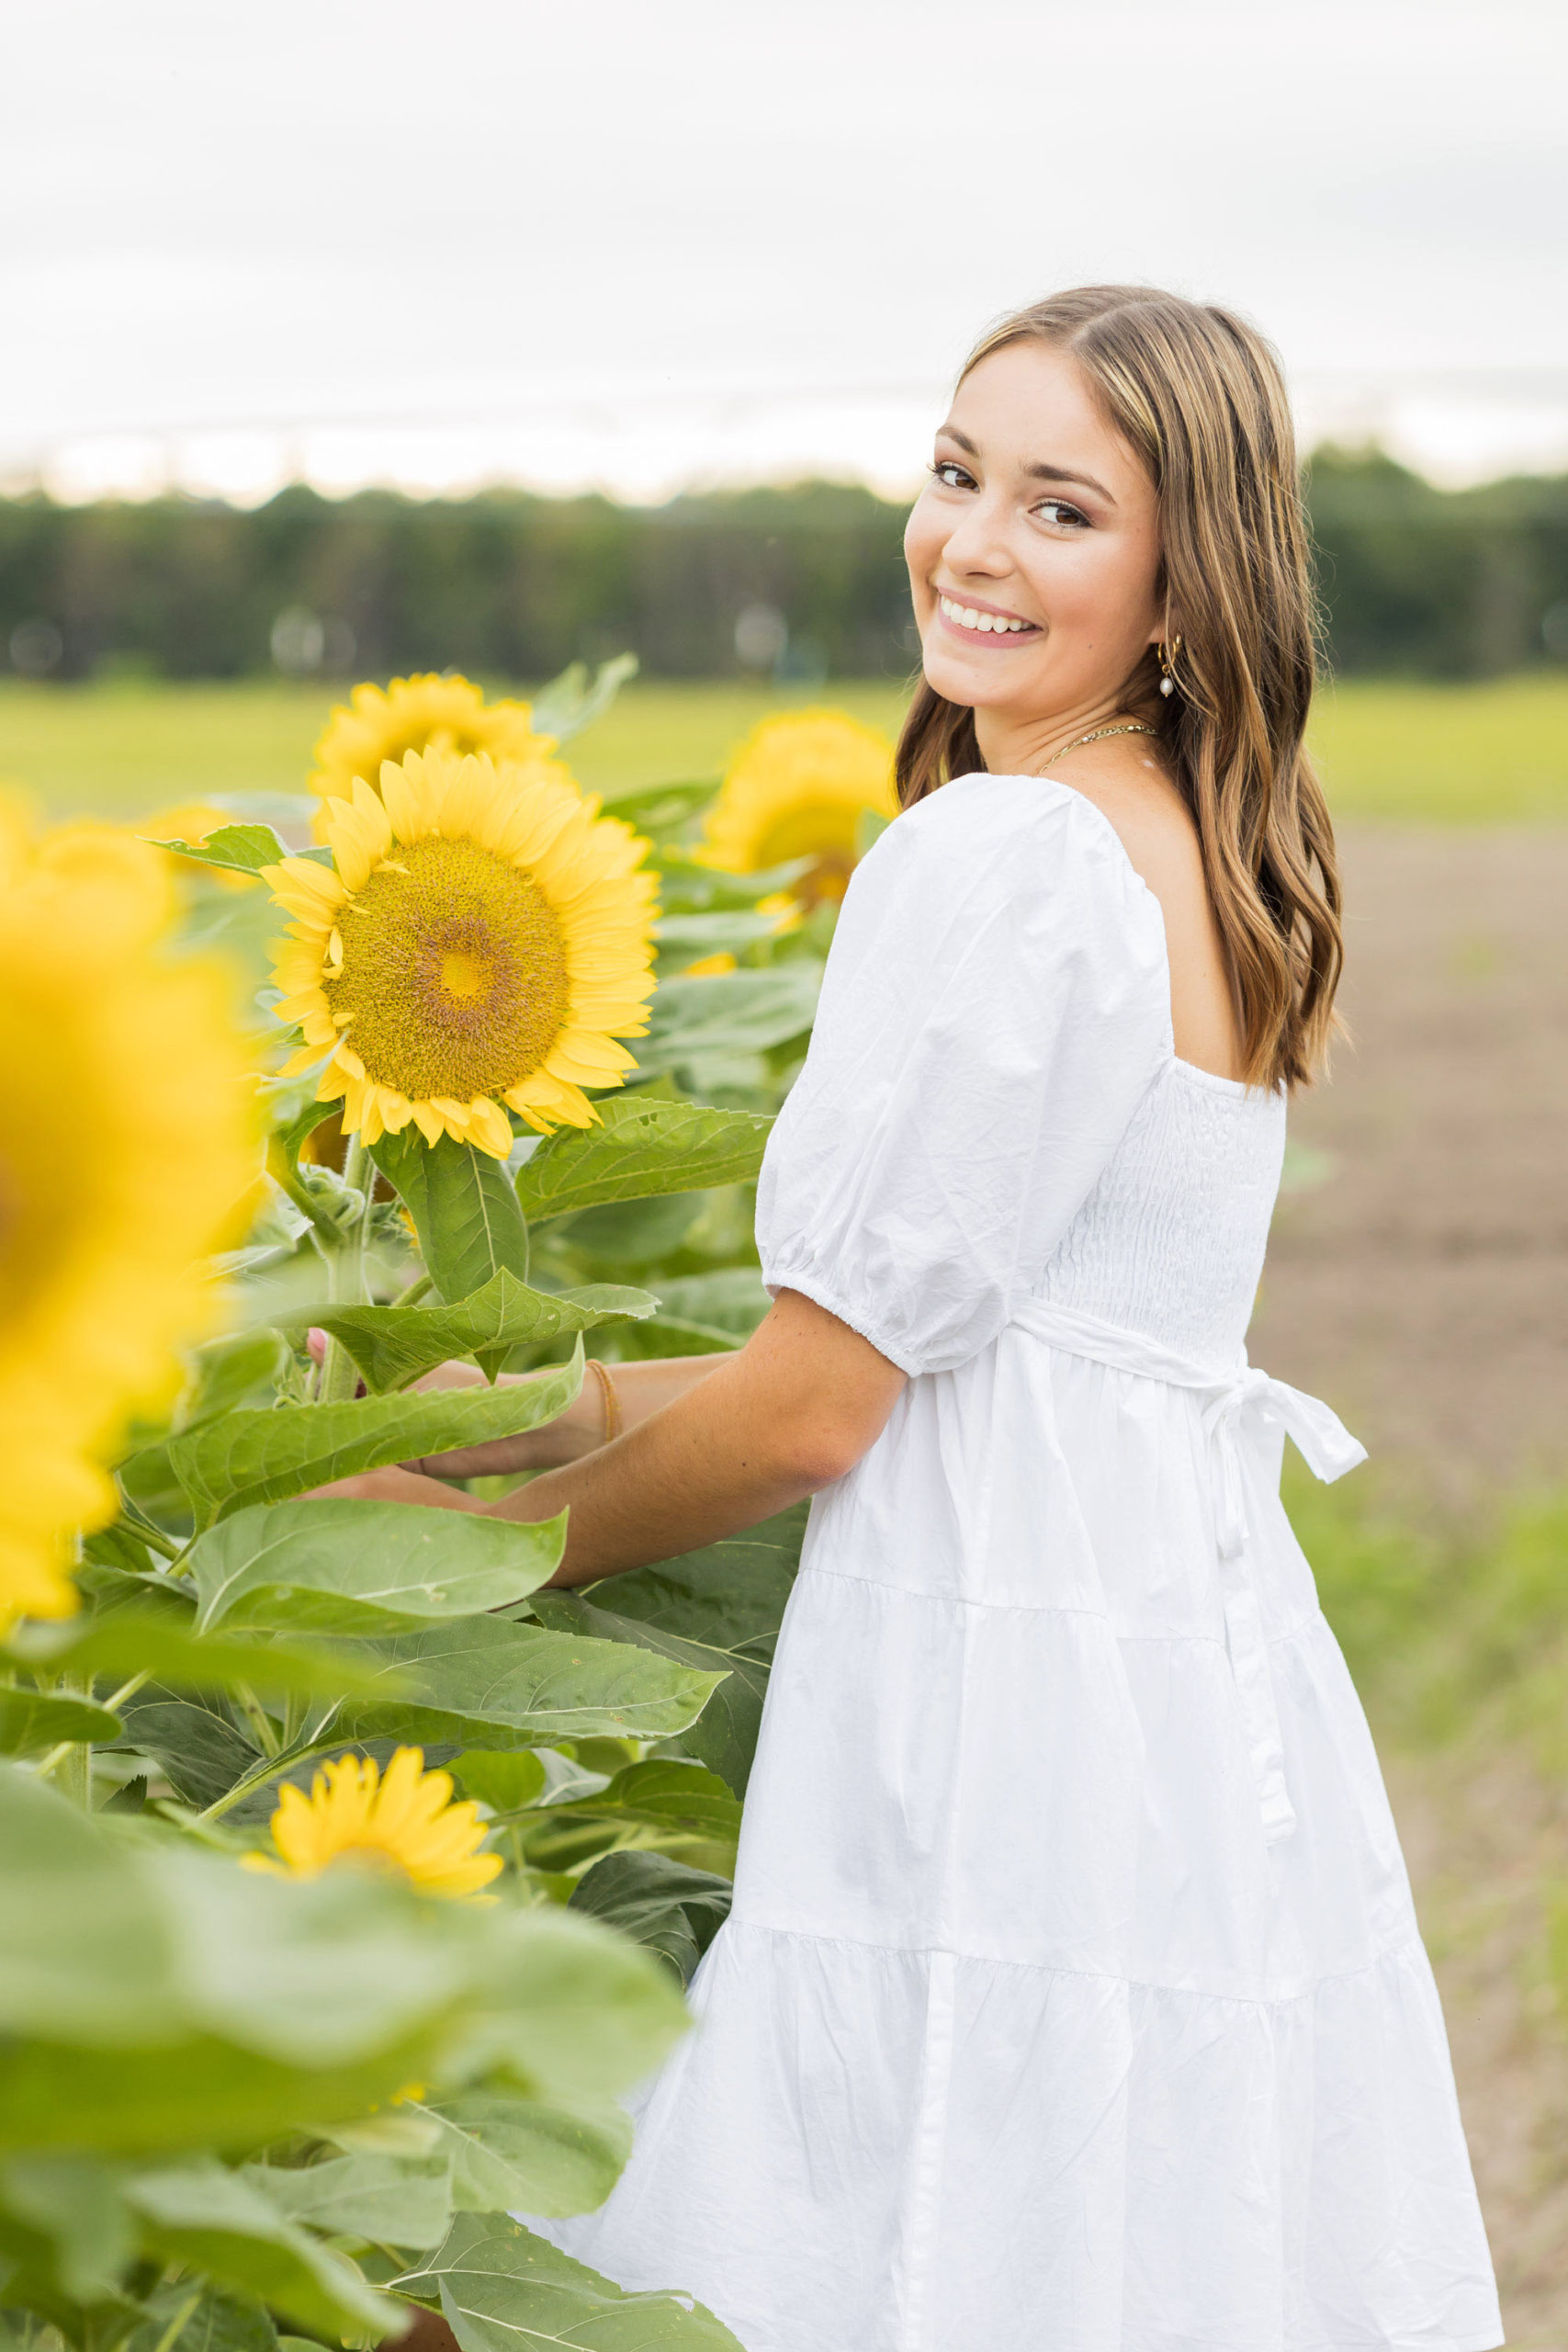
[1051,741,1243,1079]
[1059,743,1205,906]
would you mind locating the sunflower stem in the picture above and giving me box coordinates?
[51,1675,95,1808]
[316,1134,372,1404]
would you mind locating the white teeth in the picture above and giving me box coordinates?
[941,594,1028,635]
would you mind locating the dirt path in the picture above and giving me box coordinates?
[1252,829,1568,2343]
[1255,827,1568,1508]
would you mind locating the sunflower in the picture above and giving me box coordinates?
[0,810,255,1626]
[248,1747,502,1899]
[265,747,657,1156]
[701,709,898,909]
[309,673,571,840]
[139,800,257,891]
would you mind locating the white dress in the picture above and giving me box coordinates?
[546,773,1503,2352]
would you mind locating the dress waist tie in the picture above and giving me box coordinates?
[1007,1299,1367,1846]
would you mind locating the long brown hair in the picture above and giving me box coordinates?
[897,285,1343,1090]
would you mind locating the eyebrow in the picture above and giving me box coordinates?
[941,424,1116,506]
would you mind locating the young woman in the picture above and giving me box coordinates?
[333,288,1503,2351]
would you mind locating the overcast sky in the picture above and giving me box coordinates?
[6,0,1566,502]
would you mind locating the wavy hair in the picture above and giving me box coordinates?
[896,285,1343,1090]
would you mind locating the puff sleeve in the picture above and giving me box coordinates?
[753,772,1172,1376]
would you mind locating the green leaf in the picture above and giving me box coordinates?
[0,1772,682,2164]
[415,2091,631,2222]
[113,1687,261,1811]
[241,2153,454,2251]
[126,2286,278,2352]
[649,1270,771,1338]
[589,1760,742,1845]
[0,1691,123,1755]
[397,2212,745,2350]
[166,1350,583,1526]
[336,1615,727,1752]
[188,1500,568,1635]
[570,1851,732,1987]
[599,779,719,842]
[0,1762,184,2044]
[266,1097,341,1190]
[637,965,822,1077]
[126,2159,400,2337]
[515,1096,773,1223]
[654,850,815,914]
[277,1272,655,1395]
[655,909,780,960]
[452,1750,547,1814]
[370,1130,532,1313]
[856,804,892,857]
[529,651,637,746]
[14,1609,402,1703]
[144,825,333,879]
[555,1195,703,1270]
[0,2153,137,2303]
[531,1504,805,1794]
[175,1330,291,1435]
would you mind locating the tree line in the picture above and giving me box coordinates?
[2,447,1566,684]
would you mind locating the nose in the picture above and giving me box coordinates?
[939,490,1013,579]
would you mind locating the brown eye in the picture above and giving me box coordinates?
[1035,497,1089,528]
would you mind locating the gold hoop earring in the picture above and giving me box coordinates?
[1157,636,1183,699]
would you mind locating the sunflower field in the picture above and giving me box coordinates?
[0,664,896,2352]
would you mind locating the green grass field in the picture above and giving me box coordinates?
[1,673,1564,825]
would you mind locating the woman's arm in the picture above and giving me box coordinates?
[310,1290,906,1586]
[401,1351,732,1476]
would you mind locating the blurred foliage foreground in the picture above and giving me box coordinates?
[0,664,888,2352]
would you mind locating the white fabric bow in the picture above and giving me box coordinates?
[1009,1299,1367,1845]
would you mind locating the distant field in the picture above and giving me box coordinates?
[1,673,1564,824]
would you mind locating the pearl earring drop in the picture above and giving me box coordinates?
[1157,636,1182,698]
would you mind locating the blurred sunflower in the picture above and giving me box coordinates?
[248,1747,502,1899]
[0,811,254,1626]
[265,746,658,1156]
[138,799,257,891]
[309,673,570,840]
[701,709,897,910]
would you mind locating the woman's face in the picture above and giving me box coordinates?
[904,340,1164,742]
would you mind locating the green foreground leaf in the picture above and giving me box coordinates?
[188,1499,568,1635]
[167,1351,583,1526]
[145,825,333,879]
[126,2158,397,2338]
[337,1614,727,1752]
[277,1273,655,1395]
[398,2212,743,2351]
[532,1503,805,1793]
[0,1691,123,1755]
[11,1611,399,1703]
[570,1851,733,1988]
[370,1130,531,1311]
[515,1098,773,1223]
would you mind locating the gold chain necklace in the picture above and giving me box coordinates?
[1045,719,1160,764]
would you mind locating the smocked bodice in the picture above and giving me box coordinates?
[1029,1060,1286,1369]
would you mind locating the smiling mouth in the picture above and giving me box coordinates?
[937,593,1039,639]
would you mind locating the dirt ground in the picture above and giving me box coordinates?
[1256,827,1568,1506]
[1252,829,1568,2346]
